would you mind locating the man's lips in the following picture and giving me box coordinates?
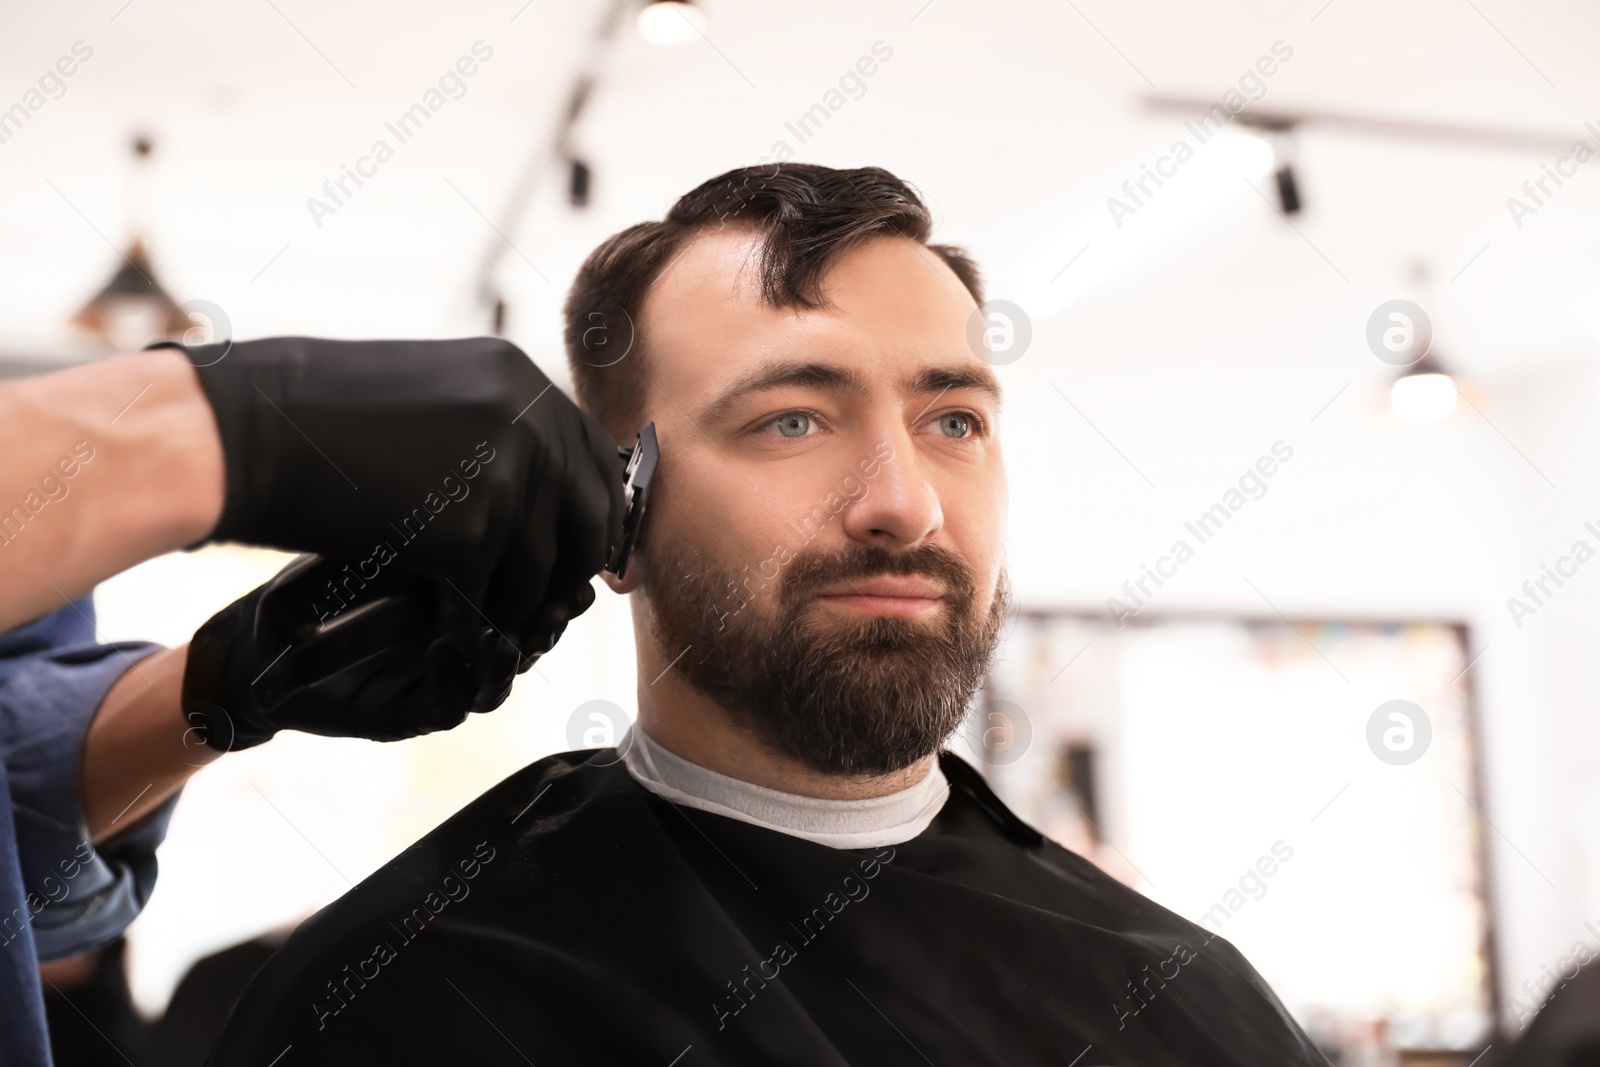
[812,576,946,618]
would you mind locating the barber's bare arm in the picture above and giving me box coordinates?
[0,350,223,633]
[81,644,213,842]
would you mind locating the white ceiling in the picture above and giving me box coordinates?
[2,0,1597,390]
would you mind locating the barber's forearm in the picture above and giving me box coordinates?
[82,643,215,843]
[0,350,225,631]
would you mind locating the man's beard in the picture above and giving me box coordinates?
[638,536,1010,778]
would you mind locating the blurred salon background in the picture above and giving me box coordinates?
[5,1,1600,1062]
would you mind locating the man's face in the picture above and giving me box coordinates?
[629,230,1009,777]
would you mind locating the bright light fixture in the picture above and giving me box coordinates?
[637,1,705,47]
[1232,131,1276,179]
[1391,371,1457,425]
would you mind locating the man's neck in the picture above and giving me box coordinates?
[635,669,936,801]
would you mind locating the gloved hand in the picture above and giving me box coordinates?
[182,555,529,751]
[152,336,624,661]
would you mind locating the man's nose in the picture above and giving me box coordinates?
[838,430,942,549]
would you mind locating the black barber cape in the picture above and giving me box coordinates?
[208,749,1326,1066]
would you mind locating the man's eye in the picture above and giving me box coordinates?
[761,412,814,438]
[928,412,974,439]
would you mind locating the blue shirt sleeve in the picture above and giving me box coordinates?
[0,596,177,961]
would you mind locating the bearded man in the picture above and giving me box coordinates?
[204,164,1325,1066]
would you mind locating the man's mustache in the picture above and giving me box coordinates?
[779,543,976,610]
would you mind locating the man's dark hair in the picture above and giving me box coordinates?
[562,162,984,441]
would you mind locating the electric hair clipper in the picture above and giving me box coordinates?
[604,421,658,577]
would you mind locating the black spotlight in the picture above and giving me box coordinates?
[1273,163,1301,214]
[568,158,591,208]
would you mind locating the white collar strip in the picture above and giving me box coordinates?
[619,722,949,850]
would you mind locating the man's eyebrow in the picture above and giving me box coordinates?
[907,366,1003,411]
[700,361,868,423]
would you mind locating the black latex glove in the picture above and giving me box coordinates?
[182,555,532,751]
[153,336,624,659]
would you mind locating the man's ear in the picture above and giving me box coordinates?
[601,562,640,595]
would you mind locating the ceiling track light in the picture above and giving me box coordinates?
[568,158,591,207]
[1273,163,1301,214]
[474,0,634,334]
[637,1,706,47]
[1390,353,1459,426]
[1238,117,1302,214]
